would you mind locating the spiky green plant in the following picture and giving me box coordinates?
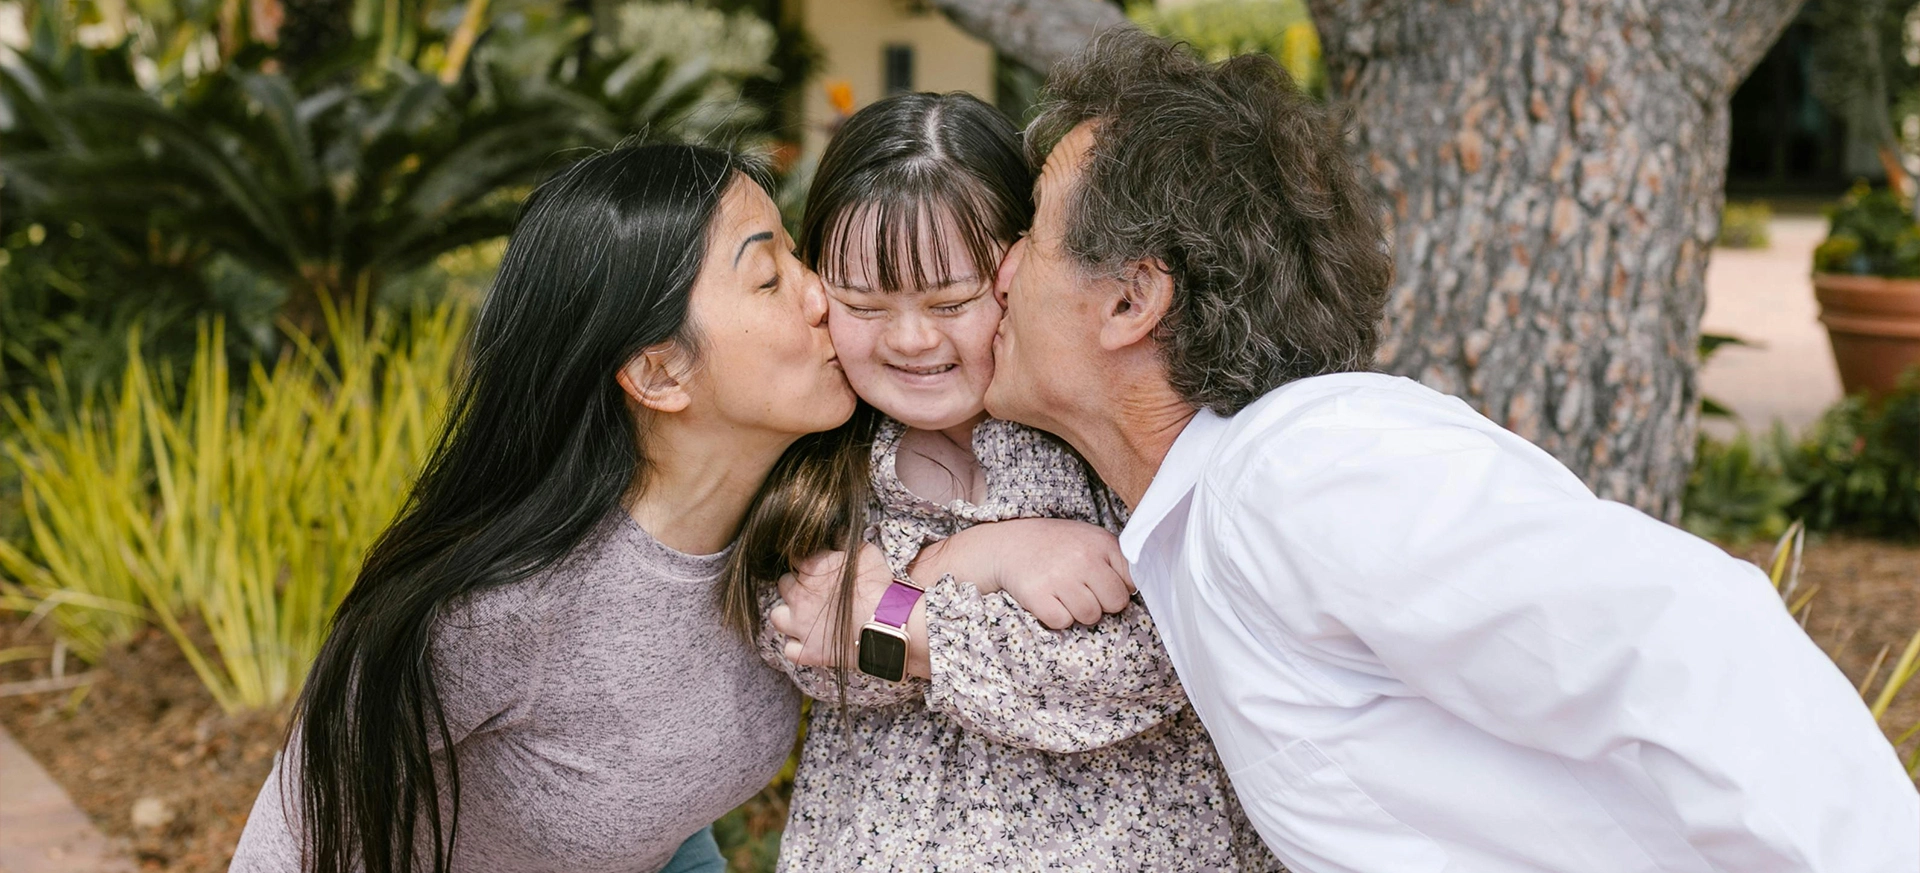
[0,297,467,711]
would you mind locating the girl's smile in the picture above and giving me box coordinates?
[822,211,1005,433]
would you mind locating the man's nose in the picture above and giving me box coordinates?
[993,236,1026,309]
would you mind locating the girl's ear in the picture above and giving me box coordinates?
[617,344,694,414]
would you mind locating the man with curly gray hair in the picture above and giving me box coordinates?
[985,27,1916,873]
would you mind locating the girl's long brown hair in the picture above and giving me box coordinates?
[719,91,1035,695]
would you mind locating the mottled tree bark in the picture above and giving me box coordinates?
[1306,0,1804,519]
[938,0,1801,518]
[925,0,1129,73]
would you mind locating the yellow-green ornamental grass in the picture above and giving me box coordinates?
[0,300,467,712]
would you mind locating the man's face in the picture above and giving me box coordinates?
[984,121,1106,432]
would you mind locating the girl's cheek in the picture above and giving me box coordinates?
[831,321,882,371]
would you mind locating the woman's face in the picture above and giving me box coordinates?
[822,210,1004,432]
[677,178,855,442]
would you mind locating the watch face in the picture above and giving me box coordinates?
[857,626,909,682]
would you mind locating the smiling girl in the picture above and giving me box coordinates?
[720,93,1281,871]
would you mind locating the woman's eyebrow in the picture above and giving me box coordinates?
[734,231,775,267]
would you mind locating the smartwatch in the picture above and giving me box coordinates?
[856,578,925,682]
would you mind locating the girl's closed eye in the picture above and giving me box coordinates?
[932,295,982,315]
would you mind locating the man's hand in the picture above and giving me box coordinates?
[768,542,892,668]
[912,518,1133,629]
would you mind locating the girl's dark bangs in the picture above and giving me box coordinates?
[817,179,1005,293]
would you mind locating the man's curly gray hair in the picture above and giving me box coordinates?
[1026,28,1394,416]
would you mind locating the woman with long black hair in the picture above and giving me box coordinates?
[229,144,855,873]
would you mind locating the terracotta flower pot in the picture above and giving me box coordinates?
[1813,272,1920,397]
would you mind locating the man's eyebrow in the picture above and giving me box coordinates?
[734,231,775,267]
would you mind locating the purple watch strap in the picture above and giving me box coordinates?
[872,580,924,629]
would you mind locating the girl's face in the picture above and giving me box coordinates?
[824,210,1004,432]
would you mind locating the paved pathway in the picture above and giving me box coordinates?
[1699,215,1842,438]
[0,724,132,873]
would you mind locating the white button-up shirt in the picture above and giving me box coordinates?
[1119,372,1918,873]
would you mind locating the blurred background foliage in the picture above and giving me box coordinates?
[0,0,801,408]
[1129,0,1322,98]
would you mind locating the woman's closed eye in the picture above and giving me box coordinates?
[761,248,800,291]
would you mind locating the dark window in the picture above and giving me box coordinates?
[884,44,915,95]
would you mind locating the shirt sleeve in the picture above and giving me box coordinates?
[919,574,1191,754]
[1208,418,1919,871]
[229,585,548,870]
[754,588,928,707]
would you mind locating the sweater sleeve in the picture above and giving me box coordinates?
[918,574,1190,754]
[229,583,549,871]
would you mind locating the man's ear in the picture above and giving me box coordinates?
[1098,258,1174,351]
[616,344,693,414]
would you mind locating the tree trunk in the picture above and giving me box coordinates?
[924,0,1129,73]
[1306,0,1803,519]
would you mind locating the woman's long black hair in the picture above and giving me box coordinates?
[291,144,767,873]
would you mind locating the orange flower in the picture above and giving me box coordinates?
[826,80,855,116]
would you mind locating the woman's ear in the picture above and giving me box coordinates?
[1098,258,1174,351]
[617,344,694,414]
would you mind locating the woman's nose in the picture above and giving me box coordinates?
[800,267,830,327]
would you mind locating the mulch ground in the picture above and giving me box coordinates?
[2,535,1916,873]
[0,624,283,871]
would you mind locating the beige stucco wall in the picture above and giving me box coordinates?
[797,0,997,158]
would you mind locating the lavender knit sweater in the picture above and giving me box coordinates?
[229,512,799,872]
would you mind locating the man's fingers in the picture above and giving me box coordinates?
[769,602,795,636]
[1092,570,1133,614]
[776,571,802,600]
[1104,545,1137,594]
[1033,599,1073,630]
[1066,585,1105,626]
[783,639,807,664]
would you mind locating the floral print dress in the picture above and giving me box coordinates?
[760,417,1284,872]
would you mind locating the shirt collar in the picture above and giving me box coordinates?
[1118,408,1232,563]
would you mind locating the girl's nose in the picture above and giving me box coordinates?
[887,313,941,355]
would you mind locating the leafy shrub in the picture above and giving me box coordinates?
[1683,428,1802,543]
[1131,0,1323,97]
[0,298,468,709]
[1788,374,1920,538]
[1,3,770,354]
[1813,183,1920,277]
[1718,201,1772,249]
